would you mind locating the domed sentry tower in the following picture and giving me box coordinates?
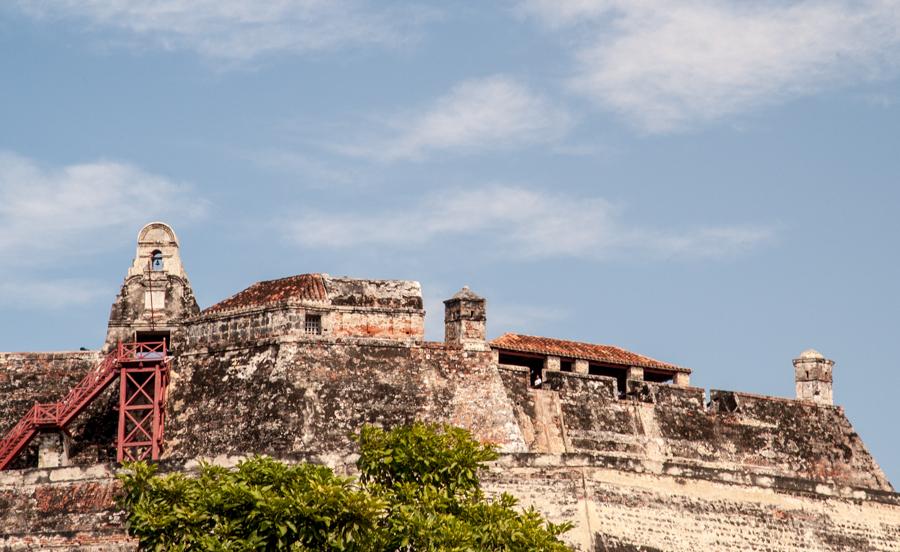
[793,348,834,405]
[443,286,487,351]
[104,222,199,353]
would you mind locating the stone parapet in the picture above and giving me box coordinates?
[3,454,900,552]
[498,368,892,491]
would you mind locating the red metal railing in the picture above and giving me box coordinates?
[118,341,167,363]
[33,403,62,426]
[0,410,38,470]
[0,341,170,471]
[57,353,119,427]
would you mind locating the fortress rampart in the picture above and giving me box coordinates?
[1,222,897,551]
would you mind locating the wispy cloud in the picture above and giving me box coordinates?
[335,75,574,161]
[518,0,613,28]
[0,279,108,309]
[520,0,900,132]
[0,151,207,260]
[0,151,207,308]
[15,0,433,61]
[285,185,773,260]
[247,150,365,189]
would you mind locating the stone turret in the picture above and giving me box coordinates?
[793,349,834,405]
[444,286,487,351]
[104,222,199,351]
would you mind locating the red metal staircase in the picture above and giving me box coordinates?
[0,341,169,470]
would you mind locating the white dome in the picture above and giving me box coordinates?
[798,349,825,360]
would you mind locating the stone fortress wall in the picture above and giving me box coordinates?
[1,222,898,551]
[0,352,113,471]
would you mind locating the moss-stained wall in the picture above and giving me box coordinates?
[163,340,525,463]
[499,367,891,492]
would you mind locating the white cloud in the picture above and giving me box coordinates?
[517,0,616,28]
[285,185,773,260]
[336,75,573,161]
[0,150,207,310]
[0,152,207,260]
[15,0,431,61]
[520,0,900,132]
[0,279,108,309]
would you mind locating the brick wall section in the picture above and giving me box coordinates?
[0,352,118,469]
[185,304,424,350]
[327,308,424,340]
[0,464,133,551]
[191,275,426,347]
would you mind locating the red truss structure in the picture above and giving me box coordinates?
[117,341,169,462]
[0,341,170,471]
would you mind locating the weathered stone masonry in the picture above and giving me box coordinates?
[1,222,898,551]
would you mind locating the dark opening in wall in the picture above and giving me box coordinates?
[560,360,573,372]
[304,314,322,335]
[150,250,164,271]
[589,363,626,396]
[498,352,545,388]
[645,370,674,384]
[135,331,171,354]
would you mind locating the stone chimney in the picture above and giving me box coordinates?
[793,349,834,405]
[444,286,487,350]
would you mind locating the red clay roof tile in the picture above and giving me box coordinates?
[491,332,689,373]
[203,274,327,314]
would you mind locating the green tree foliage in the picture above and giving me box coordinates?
[119,422,572,551]
[356,423,571,551]
[118,458,382,551]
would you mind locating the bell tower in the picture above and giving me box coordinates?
[104,222,199,352]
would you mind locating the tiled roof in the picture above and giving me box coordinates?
[491,333,689,373]
[203,274,327,314]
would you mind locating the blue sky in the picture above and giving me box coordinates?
[1,1,899,484]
